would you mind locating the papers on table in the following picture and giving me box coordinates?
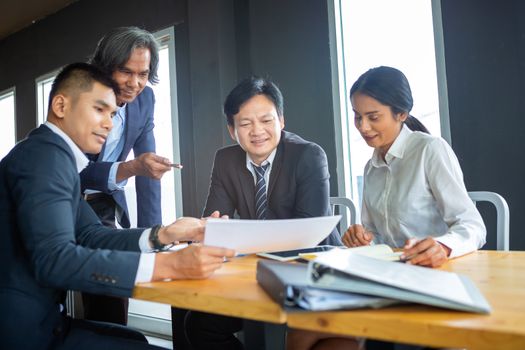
[203,216,341,254]
[308,248,491,313]
[299,244,403,261]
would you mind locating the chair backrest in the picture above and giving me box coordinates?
[329,196,357,235]
[468,191,510,251]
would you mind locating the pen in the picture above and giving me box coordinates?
[170,163,183,169]
[397,255,415,263]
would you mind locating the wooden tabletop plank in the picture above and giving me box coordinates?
[286,251,525,349]
[133,255,286,324]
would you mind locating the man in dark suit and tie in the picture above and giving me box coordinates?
[80,27,172,325]
[0,63,234,350]
[184,76,342,349]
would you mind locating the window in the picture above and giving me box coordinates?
[126,27,182,338]
[36,72,57,126]
[124,27,183,228]
[0,88,16,159]
[330,0,446,212]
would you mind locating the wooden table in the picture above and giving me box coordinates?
[133,255,286,324]
[133,251,525,349]
[287,251,525,349]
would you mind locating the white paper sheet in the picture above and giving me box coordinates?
[313,249,474,307]
[203,216,341,254]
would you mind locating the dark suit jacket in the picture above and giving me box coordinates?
[80,86,161,228]
[0,125,144,349]
[204,130,342,246]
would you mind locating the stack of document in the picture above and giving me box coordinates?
[256,247,491,313]
[256,259,399,311]
[308,248,491,314]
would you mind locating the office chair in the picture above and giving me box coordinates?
[468,191,510,251]
[329,196,358,235]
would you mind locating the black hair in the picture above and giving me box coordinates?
[90,26,160,84]
[350,66,429,134]
[47,62,119,113]
[223,76,284,126]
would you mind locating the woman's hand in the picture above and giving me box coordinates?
[401,237,451,268]
[342,224,374,247]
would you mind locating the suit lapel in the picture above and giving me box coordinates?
[267,136,284,199]
[120,102,140,160]
[238,156,256,218]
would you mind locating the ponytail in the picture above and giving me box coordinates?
[405,115,430,134]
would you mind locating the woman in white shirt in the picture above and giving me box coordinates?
[342,66,486,268]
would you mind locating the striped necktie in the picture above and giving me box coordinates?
[253,163,270,220]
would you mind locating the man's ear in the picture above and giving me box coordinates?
[51,94,68,119]
[279,115,285,130]
[227,125,237,142]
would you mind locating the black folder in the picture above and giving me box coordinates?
[256,259,398,311]
[308,249,492,314]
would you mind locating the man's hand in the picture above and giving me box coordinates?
[342,224,374,247]
[158,217,206,245]
[152,245,236,280]
[117,152,172,182]
[401,237,451,268]
[157,211,230,247]
[207,210,229,219]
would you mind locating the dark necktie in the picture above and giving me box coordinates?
[253,163,270,220]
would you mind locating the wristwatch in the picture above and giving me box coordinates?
[149,224,166,251]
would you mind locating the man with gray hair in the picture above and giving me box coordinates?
[80,26,170,325]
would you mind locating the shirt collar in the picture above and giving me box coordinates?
[370,124,412,168]
[246,147,277,171]
[44,121,90,173]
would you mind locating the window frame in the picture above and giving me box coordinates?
[126,26,183,339]
[0,86,17,157]
[328,0,451,210]
[35,70,59,126]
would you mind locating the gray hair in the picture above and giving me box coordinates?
[90,26,160,84]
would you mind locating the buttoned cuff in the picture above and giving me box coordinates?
[108,162,128,191]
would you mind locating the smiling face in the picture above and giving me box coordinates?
[228,94,285,165]
[112,47,150,105]
[51,81,117,154]
[351,92,407,157]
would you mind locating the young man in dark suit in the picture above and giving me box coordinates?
[0,63,234,350]
[80,27,172,325]
[184,76,342,349]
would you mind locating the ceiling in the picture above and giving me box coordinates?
[0,0,76,40]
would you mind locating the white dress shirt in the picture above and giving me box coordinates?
[44,122,155,282]
[245,148,278,195]
[362,124,486,258]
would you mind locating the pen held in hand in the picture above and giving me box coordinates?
[398,254,416,263]
[170,163,183,169]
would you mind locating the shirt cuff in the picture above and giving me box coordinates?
[435,234,473,259]
[108,162,128,191]
[135,253,155,284]
[139,228,154,251]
